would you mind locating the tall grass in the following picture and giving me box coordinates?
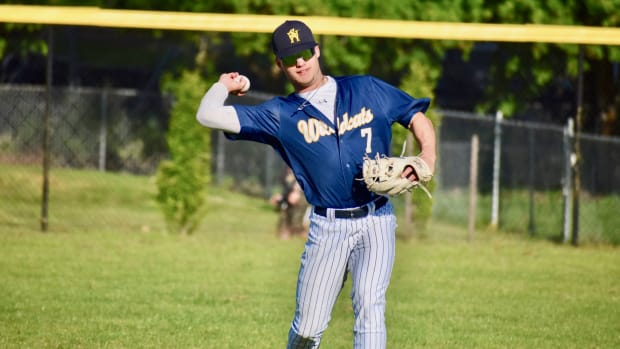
[433,187,620,245]
[1,165,619,348]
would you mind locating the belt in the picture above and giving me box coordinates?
[314,196,388,219]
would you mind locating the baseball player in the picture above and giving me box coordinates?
[196,20,436,349]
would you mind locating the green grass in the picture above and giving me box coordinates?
[1,165,619,348]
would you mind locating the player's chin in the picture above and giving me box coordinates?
[300,76,320,90]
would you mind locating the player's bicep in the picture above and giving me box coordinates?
[196,105,241,133]
[196,82,241,133]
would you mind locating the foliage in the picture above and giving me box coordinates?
[0,23,46,83]
[155,70,210,235]
[475,0,620,128]
[3,0,620,135]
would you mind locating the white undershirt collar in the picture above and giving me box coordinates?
[297,76,337,123]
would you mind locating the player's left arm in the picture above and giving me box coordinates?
[403,111,436,180]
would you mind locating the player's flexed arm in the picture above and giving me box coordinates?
[195,73,249,133]
[361,109,435,197]
[403,111,436,181]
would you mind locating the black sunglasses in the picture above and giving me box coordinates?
[280,48,315,67]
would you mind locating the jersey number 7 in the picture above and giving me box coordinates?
[361,127,372,153]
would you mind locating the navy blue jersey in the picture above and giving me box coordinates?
[227,75,430,209]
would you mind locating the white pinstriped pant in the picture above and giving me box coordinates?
[286,201,397,349]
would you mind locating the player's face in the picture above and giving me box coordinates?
[277,45,323,93]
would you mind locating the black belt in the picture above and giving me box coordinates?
[314,196,388,219]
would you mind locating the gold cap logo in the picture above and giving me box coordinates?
[287,28,300,44]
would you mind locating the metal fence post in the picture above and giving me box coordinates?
[528,127,536,235]
[98,85,109,171]
[562,118,574,243]
[572,45,584,246]
[490,110,503,229]
[41,26,53,233]
[469,134,479,241]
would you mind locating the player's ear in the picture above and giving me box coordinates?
[275,58,284,70]
[315,45,321,58]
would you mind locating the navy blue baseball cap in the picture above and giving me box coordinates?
[271,20,318,59]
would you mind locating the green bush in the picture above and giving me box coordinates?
[156,70,210,234]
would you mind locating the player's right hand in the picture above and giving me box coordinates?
[219,72,249,96]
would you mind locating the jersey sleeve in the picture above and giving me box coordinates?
[369,76,431,128]
[225,99,281,144]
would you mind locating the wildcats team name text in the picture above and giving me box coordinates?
[297,107,374,143]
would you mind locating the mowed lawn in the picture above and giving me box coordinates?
[1,166,619,348]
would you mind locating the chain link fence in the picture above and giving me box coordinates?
[0,84,170,172]
[0,84,173,232]
[1,84,619,243]
[436,109,620,243]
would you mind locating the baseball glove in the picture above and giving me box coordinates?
[362,153,433,197]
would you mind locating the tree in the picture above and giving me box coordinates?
[473,0,620,133]
[155,70,210,235]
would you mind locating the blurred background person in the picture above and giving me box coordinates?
[270,167,309,239]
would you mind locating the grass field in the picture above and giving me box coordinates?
[1,166,619,348]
